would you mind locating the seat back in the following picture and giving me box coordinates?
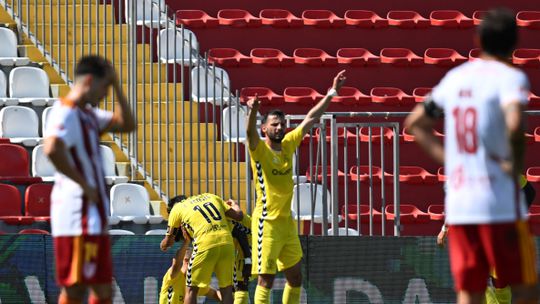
[291,183,329,217]
[110,183,150,217]
[0,28,18,57]
[0,71,7,98]
[100,145,116,176]
[191,67,230,103]
[0,183,21,216]
[222,105,247,140]
[32,144,56,177]
[9,67,50,98]
[0,106,39,138]
[327,228,359,236]
[41,106,53,135]
[25,183,53,216]
[125,0,165,23]
[157,28,198,61]
[0,143,30,176]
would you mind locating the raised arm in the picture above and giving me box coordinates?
[224,199,244,222]
[246,95,261,151]
[105,67,136,133]
[298,70,347,136]
[170,238,190,278]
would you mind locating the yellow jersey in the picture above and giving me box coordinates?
[159,267,185,304]
[168,193,233,252]
[249,127,304,220]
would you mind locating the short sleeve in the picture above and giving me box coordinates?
[44,106,78,148]
[212,194,231,212]
[430,72,453,108]
[282,126,304,150]
[499,71,530,107]
[92,108,114,133]
[167,205,183,229]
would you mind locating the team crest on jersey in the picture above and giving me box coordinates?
[83,262,97,279]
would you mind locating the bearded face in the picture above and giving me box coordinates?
[262,115,286,144]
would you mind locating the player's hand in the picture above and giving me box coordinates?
[246,94,260,111]
[160,237,172,252]
[242,258,252,281]
[437,229,448,248]
[332,70,347,91]
[227,199,241,211]
[81,183,99,204]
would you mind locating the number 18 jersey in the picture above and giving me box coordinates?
[432,59,530,225]
[168,193,233,252]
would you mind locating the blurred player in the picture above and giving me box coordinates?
[44,55,135,304]
[228,200,253,304]
[246,70,346,304]
[160,193,244,304]
[406,8,538,304]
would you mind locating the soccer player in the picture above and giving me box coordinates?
[246,70,346,304]
[44,55,135,304]
[160,193,244,304]
[230,205,253,304]
[405,8,538,304]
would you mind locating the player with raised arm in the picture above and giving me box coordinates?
[160,193,243,304]
[406,8,538,304]
[246,70,346,304]
[44,55,135,304]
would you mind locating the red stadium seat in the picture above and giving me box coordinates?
[25,183,52,221]
[512,49,540,67]
[429,10,473,28]
[175,10,219,28]
[437,167,446,182]
[284,87,323,105]
[331,87,371,106]
[259,9,303,28]
[359,126,394,143]
[428,204,445,221]
[370,87,414,106]
[315,127,356,144]
[349,165,382,183]
[468,48,481,61]
[386,11,429,29]
[516,11,540,29]
[0,184,34,225]
[336,48,379,66]
[342,204,382,222]
[384,166,438,184]
[240,87,285,106]
[412,87,432,103]
[301,10,346,28]
[527,167,540,183]
[0,138,9,143]
[528,205,540,223]
[530,92,540,108]
[305,166,346,184]
[402,127,443,142]
[0,143,41,184]
[380,48,423,66]
[250,48,294,67]
[344,10,388,28]
[208,48,251,67]
[385,204,430,223]
[18,228,49,234]
[472,11,486,26]
[217,9,262,27]
[424,48,467,67]
[293,48,338,66]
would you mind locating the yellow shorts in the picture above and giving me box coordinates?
[186,243,235,288]
[251,216,303,275]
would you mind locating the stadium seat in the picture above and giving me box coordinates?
[125,0,168,28]
[250,48,294,67]
[0,28,30,66]
[240,87,285,106]
[291,183,333,224]
[301,10,345,28]
[331,87,370,106]
[208,48,251,67]
[100,145,129,185]
[344,10,387,28]
[437,167,446,182]
[472,11,486,26]
[305,166,346,184]
[358,126,395,143]
[293,48,338,66]
[379,48,423,66]
[315,126,356,144]
[529,205,540,224]
[0,143,41,184]
[424,48,467,67]
[145,229,167,235]
[259,9,303,28]
[222,105,247,142]
[110,183,163,225]
[534,127,540,142]
[0,106,41,147]
[175,10,219,28]
[342,204,382,222]
[512,49,540,67]
[41,106,52,136]
[516,11,540,29]
[530,93,540,108]
[386,11,429,28]
[32,144,56,182]
[109,229,135,235]
[527,167,540,183]
[18,229,49,234]
[429,10,473,28]
[24,183,52,221]
[157,28,199,66]
[385,204,430,223]
[191,66,230,104]
[217,9,262,27]
[0,183,33,225]
[370,87,414,106]
[284,87,323,105]
[0,71,18,106]
[336,48,379,66]
[9,67,55,106]
[327,227,359,236]
[468,48,481,60]
[384,166,438,184]
[349,165,382,183]
[412,87,432,103]
[427,204,445,221]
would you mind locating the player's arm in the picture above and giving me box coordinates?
[232,222,251,259]
[404,97,445,165]
[502,101,526,178]
[170,238,190,279]
[161,223,185,252]
[43,136,98,203]
[224,199,243,221]
[298,70,346,136]
[103,66,136,133]
[246,95,261,151]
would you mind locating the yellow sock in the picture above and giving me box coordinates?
[254,285,270,304]
[485,286,511,304]
[234,290,249,304]
[282,284,301,304]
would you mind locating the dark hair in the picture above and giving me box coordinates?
[262,109,286,125]
[168,195,187,214]
[478,8,517,58]
[75,55,110,78]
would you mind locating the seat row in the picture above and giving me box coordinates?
[0,66,56,106]
[0,28,30,67]
[175,9,540,29]
[205,47,540,68]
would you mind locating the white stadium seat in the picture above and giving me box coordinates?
[291,183,336,224]
[145,229,167,235]
[125,0,169,28]
[0,28,30,66]
[100,145,129,185]
[9,67,56,106]
[41,106,53,136]
[0,71,18,106]
[109,229,135,235]
[191,66,230,105]
[32,144,56,182]
[157,28,199,66]
[222,105,247,142]
[0,106,41,146]
[110,183,163,225]
[327,228,360,236]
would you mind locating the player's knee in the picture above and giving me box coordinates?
[63,285,86,301]
[287,271,302,287]
[258,274,275,289]
[235,281,249,291]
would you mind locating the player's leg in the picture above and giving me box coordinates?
[184,286,199,304]
[277,218,303,304]
[185,247,214,304]
[215,244,236,304]
[55,236,89,304]
[88,284,112,304]
[233,252,250,304]
[200,286,222,302]
[59,285,86,304]
[87,235,114,304]
[252,218,282,304]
